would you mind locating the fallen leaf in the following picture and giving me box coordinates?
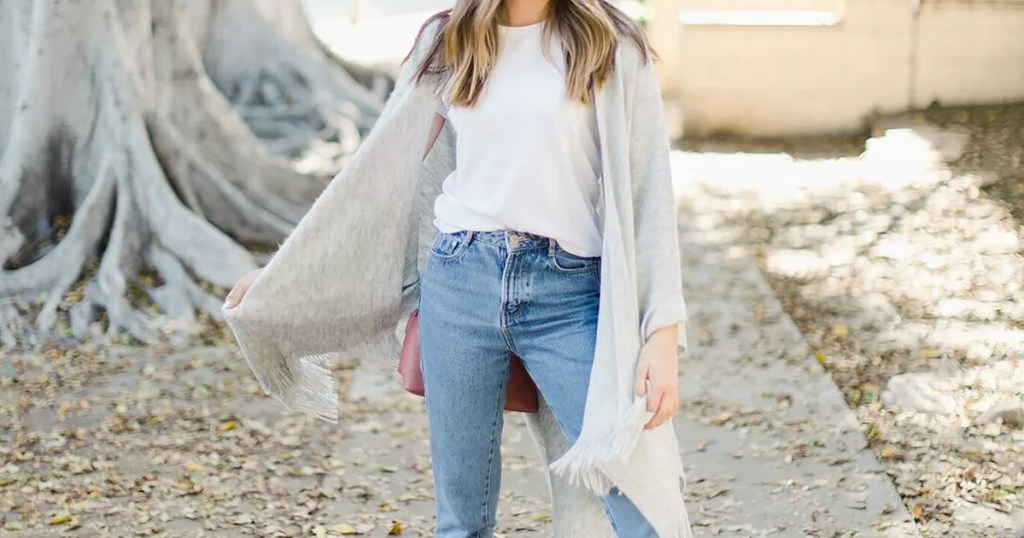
[49,514,72,525]
[859,383,880,404]
[878,446,903,461]
[710,413,733,426]
[987,489,1012,502]
[329,523,357,535]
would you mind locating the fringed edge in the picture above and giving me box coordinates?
[243,328,402,424]
[273,353,339,423]
[547,394,651,496]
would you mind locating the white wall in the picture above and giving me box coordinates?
[914,1,1024,107]
[650,0,1024,136]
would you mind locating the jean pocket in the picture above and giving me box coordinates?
[548,244,600,274]
[429,230,470,260]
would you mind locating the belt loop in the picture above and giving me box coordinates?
[464,230,475,247]
[548,236,557,257]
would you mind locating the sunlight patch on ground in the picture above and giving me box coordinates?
[668,128,959,206]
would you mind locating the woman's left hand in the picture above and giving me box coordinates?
[634,326,681,430]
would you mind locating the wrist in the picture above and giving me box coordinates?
[645,324,678,346]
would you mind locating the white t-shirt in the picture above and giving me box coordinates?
[432,20,603,257]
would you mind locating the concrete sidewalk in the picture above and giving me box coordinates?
[667,153,919,536]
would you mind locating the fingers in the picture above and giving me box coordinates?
[636,353,681,430]
[646,383,661,413]
[224,269,260,309]
[224,284,246,309]
[643,386,664,429]
[643,385,680,430]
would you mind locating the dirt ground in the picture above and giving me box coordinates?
[3,102,1022,537]
[0,339,559,537]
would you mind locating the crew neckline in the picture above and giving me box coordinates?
[498,18,546,34]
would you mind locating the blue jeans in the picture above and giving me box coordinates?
[417,229,658,538]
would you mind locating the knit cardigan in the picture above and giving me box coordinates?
[222,15,692,538]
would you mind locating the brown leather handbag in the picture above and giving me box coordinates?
[399,308,539,413]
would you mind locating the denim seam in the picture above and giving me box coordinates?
[549,254,600,274]
[430,230,471,260]
[479,356,509,531]
[497,247,519,355]
[548,251,601,275]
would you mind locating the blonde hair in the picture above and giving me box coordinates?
[403,1,656,107]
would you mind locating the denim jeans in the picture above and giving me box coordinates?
[417,228,658,538]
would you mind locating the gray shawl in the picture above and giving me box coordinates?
[222,16,692,538]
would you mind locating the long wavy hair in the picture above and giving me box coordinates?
[402,0,656,107]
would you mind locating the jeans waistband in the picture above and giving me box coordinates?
[452,229,557,253]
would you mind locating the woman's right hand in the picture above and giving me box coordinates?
[224,268,263,309]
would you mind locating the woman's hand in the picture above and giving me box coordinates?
[223,268,263,309]
[634,325,681,430]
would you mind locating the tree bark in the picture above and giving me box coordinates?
[0,0,391,347]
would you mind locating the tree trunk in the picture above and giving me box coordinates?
[0,0,393,347]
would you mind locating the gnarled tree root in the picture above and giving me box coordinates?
[0,0,385,348]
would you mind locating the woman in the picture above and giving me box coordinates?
[223,1,692,537]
